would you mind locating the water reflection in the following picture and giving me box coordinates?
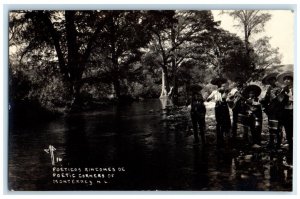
[64,115,89,167]
[9,99,292,191]
[159,97,173,110]
[192,147,209,190]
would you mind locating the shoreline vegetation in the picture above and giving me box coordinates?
[9,63,292,121]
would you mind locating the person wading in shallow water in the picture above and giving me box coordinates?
[276,71,293,164]
[206,77,231,147]
[227,77,245,141]
[242,85,263,147]
[188,85,206,145]
[260,72,282,150]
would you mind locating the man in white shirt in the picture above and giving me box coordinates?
[207,79,231,147]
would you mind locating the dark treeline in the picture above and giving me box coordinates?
[9,10,280,115]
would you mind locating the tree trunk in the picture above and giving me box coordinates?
[185,80,191,100]
[172,74,178,105]
[109,16,123,100]
[171,25,178,105]
[244,24,251,69]
[113,78,121,100]
[65,11,81,109]
[160,69,170,99]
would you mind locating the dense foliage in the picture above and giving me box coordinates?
[9,10,281,114]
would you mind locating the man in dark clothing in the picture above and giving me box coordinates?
[190,90,206,145]
[227,78,245,140]
[260,72,282,149]
[277,71,293,158]
[243,85,262,146]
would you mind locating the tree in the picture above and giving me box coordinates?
[145,10,219,102]
[252,36,282,72]
[142,10,176,98]
[184,26,246,80]
[222,10,273,78]
[207,28,254,80]
[10,11,108,110]
[223,10,271,52]
[90,11,152,99]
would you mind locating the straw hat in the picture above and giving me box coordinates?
[277,71,293,84]
[261,72,279,85]
[242,85,262,98]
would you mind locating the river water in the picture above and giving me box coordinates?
[8,99,292,191]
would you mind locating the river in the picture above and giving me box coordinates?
[8,99,292,191]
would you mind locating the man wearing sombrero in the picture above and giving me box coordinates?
[277,71,293,161]
[260,72,283,149]
[243,84,263,147]
[206,77,231,147]
[227,77,245,141]
[188,85,206,145]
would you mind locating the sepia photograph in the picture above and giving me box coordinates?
[7,9,294,191]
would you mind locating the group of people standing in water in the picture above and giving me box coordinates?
[188,71,293,160]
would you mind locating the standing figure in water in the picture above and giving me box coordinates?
[188,85,206,145]
[207,77,231,147]
[277,71,293,163]
[260,72,282,149]
[242,85,262,147]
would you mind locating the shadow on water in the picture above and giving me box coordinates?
[8,99,292,191]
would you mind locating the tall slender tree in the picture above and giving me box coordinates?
[222,10,273,79]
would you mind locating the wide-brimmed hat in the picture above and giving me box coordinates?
[277,71,293,84]
[210,77,227,86]
[262,72,279,85]
[242,85,262,98]
[190,84,203,93]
